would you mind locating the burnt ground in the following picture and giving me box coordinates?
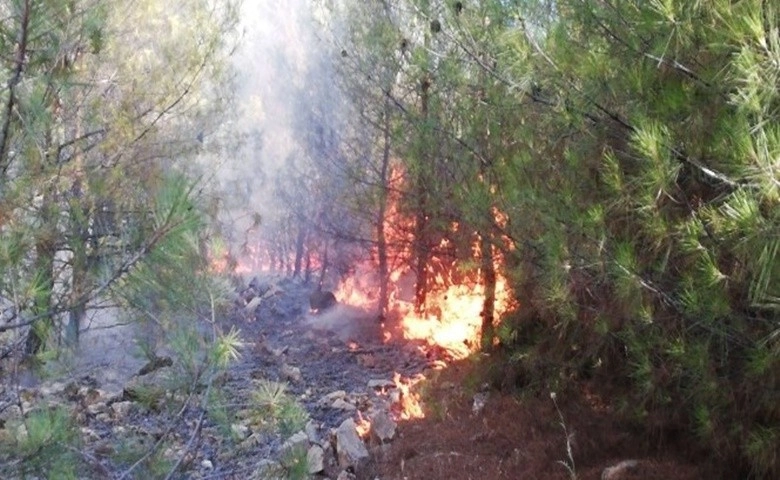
[0,274,711,479]
[217,275,709,480]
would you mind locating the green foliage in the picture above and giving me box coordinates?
[211,326,244,369]
[113,433,173,478]
[115,173,237,386]
[250,379,310,438]
[3,406,82,479]
[0,0,239,358]
[331,0,779,476]
[205,387,233,437]
[0,0,240,477]
[128,382,169,412]
[281,445,310,480]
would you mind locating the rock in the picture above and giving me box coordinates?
[80,427,101,442]
[39,382,67,397]
[602,459,639,480]
[244,296,262,313]
[307,445,325,474]
[249,459,283,480]
[281,364,302,383]
[305,419,320,443]
[111,401,134,419]
[309,290,337,312]
[367,379,395,390]
[321,390,347,405]
[331,398,356,411]
[201,459,214,470]
[283,430,309,451]
[78,387,103,405]
[87,402,108,416]
[241,433,262,448]
[335,418,369,469]
[336,471,356,480]
[369,410,397,443]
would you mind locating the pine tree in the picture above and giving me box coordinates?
[0,0,239,355]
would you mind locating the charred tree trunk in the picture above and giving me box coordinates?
[293,224,306,278]
[480,235,497,350]
[304,250,312,283]
[0,0,30,177]
[377,97,392,322]
[318,247,329,289]
[413,211,429,314]
[281,234,291,275]
[413,75,432,314]
[477,65,497,351]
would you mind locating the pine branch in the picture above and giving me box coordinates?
[0,0,31,178]
[516,17,742,191]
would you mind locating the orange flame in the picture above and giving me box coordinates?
[392,372,425,420]
[355,410,372,438]
[333,164,513,359]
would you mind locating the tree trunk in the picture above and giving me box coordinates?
[413,74,431,314]
[26,193,57,355]
[304,250,312,283]
[293,224,306,278]
[67,104,88,347]
[377,97,392,321]
[0,0,30,176]
[67,223,88,347]
[477,60,497,351]
[480,235,496,350]
[318,247,329,289]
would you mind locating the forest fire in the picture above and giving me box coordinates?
[392,372,425,420]
[335,257,510,359]
[393,275,509,358]
[333,165,513,360]
[208,244,272,276]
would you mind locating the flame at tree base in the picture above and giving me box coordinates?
[336,254,511,360]
[392,372,426,420]
[390,280,507,359]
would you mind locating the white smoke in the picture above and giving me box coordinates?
[213,0,338,257]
